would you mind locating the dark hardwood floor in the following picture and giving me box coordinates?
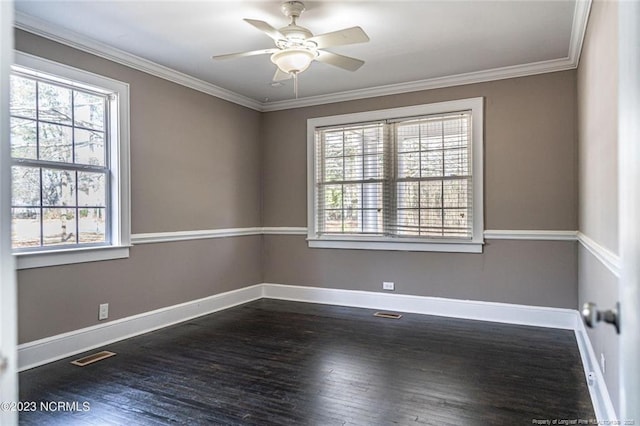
[19,299,595,425]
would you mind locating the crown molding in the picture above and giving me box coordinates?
[13,12,263,111]
[262,57,576,111]
[568,0,592,68]
[13,0,591,112]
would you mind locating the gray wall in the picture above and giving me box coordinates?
[15,28,582,343]
[265,236,578,307]
[15,30,263,343]
[18,237,261,343]
[262,71,579,308]
[576,0,620,413]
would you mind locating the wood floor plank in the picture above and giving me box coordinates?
[19,299,595,425]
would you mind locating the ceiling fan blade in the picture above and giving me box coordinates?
[244,19,285,41]
[316,50,365,72]
[273,68,293,82]
[212,48,279,61]
[308,27,369,49]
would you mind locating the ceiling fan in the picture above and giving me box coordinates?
[212,1,370,97]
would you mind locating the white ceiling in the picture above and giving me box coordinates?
[14,1,588,110]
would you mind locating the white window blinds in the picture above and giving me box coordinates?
[314,111,473,240]
[315,122,386,235]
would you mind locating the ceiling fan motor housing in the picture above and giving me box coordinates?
[279,24,314,42]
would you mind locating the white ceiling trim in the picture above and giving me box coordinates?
[13,11,263,111]
[568,0,593,68]
[13,0,591,113]
[262,57,576,112]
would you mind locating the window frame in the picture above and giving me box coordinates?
[307,98,484,253]
[12,52,131,269]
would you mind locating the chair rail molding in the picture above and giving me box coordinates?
[132,227,581,244]
[576,232,620,277]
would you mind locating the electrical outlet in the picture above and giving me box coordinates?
[99,303,109,321]
[383,281,395,291]
[600,353,606,374]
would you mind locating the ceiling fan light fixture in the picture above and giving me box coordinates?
[270,48,317,74]
[212,1,369,100]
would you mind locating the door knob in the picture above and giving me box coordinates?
[581,302,620,334]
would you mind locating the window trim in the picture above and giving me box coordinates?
[12,51,131,269]
[307,98,484,253]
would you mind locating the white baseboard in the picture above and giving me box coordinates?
[17,284,264,371]
[574,316,618,421]
[262,283,579,330]
[18,282,615,423]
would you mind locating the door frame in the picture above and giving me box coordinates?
[0,1,18,425]
[618,0,640,420]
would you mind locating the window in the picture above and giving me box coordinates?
[11,52,130,269]
[307,98,483,253]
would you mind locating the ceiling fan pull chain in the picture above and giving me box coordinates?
[293,72,299,98]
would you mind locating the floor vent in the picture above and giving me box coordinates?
[71,351,116,367]
[373,312,403,319]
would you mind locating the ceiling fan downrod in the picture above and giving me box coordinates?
[281,1,306,24]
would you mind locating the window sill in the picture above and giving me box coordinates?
[15,245,131,270]
[307,237,484,253]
